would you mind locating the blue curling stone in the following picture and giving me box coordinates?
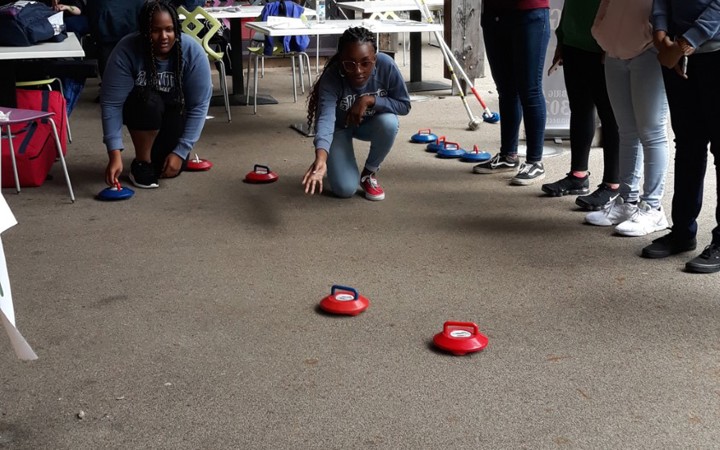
[436,142,466,159]
[411,129,438,143]
[97,185,135,201]
[426,137,446,153]
[461,146,493,162]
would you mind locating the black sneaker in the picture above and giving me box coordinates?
[641,232,697,259]
[541,173,590,196]
[575,184,619,211]
[472,153,519,174]
[510,161,545,185]
[130,159,159,189]
[685,244,720,273]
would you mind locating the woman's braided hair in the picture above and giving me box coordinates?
[138,0,186,114]
[306,27,377,132]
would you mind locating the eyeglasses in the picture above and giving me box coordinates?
[341,59,376,72]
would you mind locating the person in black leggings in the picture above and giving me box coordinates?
[541,0,620,211]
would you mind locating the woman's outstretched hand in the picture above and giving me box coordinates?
[105,150,123,187]
[302,150,328,195]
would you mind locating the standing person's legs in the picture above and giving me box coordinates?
[663,66,709,241]
[563,45,599,175]
[656,51,720,270]
[573,47,621,210]
[542,45,602,197]
[641,62,708,259]
[481,11,521,157]
[692,52,720,246]
[512,7,549,164]
[604,51,670,237]
[630,49,669,209]
[591,58,619,185]
[604,56,640,202]
[585,56,641,228]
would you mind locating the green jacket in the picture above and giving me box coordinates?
[556,0,603,53]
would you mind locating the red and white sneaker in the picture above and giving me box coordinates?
[360,173,385,201]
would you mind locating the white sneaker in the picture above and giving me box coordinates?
[585,196,637,226]
[615,201,669,237]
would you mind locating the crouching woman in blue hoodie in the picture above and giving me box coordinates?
[101,0,212,189]
[302,27,411,201]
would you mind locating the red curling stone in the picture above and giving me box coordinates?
[433,321,488,356]
[319,285,370,316]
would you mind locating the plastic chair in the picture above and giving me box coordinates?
[245,40,312,114]
[0,107,75,202]
[16,78,73,143]
[245,2,313,114]
[178,6,232,122]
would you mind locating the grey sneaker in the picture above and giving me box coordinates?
[510,161,545,186]
[472,153,519,174]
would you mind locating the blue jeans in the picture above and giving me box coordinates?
[604,49,669,208]
[326,113,399,198]
[662,50,720,243]
[481,8,550,163]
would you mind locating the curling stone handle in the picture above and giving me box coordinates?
[443,141,460,150]
[435,135,446,144]
[331,285,358,300]
[443,321,479,336]
[417,128,432,135]
[253,164,270,174]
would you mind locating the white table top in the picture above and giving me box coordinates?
[182,5,315,19]
[337,0,444,13]
[245,18,442,37]
[0,33,84,61]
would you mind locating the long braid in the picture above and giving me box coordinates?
[138,0,186,114]
[306,27,377,132]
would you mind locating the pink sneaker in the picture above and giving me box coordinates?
[360,173,385,201]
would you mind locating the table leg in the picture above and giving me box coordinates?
[405,10,449,93]
[214,17,278,107]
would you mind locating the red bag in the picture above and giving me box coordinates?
[1,88,68,188]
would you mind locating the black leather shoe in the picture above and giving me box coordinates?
[685,244,720,273]
[641,232,697,259]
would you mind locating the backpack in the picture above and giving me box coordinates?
[0,1,67,46]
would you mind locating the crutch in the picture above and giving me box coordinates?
[414,0,500,124]
[409,1,481,129]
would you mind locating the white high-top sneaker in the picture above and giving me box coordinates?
[585,196,637,227]
[615,201,669,237]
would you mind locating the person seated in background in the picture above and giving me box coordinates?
[302,27,411,201]
[86,0,145,79]
[101,0,212,189]
[47,0,89,37]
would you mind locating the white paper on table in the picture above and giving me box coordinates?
[267,16,306,29]
[0,195,37,360]
[47,11,65,35]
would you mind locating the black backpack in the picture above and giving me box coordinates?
[0,1,67,46]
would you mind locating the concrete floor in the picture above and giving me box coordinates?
[1,39,720,449]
